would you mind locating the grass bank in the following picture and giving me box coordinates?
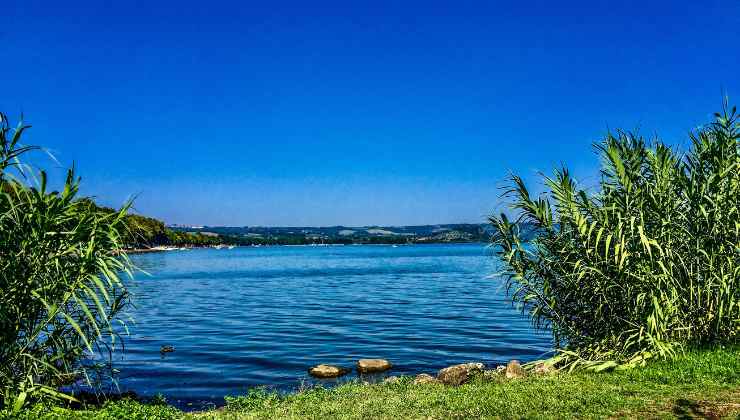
[7,347,739,419]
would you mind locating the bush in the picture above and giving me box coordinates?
[490,102,739,366]
[0,114,133,410]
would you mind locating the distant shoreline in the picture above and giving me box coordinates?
[123,241,489,254]
[123,248,171,254]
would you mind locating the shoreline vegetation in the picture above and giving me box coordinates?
[119,221,495,251]
[489,102,738,368]
[9,346,740,419]
[1,102,737,420]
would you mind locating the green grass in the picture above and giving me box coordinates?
[6,347,739,419]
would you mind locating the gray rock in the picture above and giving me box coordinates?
[308,364,350,378]
[505,360,525,379]
[437,362,485,386]
[357,359,392,373]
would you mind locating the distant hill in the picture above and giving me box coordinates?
[83,195,518,248]
[168,224,495,245]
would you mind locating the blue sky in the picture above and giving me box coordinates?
[3,1,738,226]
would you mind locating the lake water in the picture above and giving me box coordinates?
[117,243,551,408]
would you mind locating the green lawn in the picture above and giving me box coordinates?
[6,347,739,419]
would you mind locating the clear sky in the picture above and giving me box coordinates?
[3,1,738,226]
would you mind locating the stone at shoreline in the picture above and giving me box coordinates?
[357,359,392,373]
[413,373,441,385]
[505,360,525,379]
[437,362,485,386]
[533,362,555,375]
[308,364,350,378]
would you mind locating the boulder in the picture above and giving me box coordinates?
[505,360,525,379]
[437,362,485,386]
[357,359,392,373]
[308,364,350,378]
[413,373,441,385]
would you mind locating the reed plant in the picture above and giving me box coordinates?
[490,102,739,367]
[0,113,132,411]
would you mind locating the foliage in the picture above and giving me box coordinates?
[0,113,132,410]
[1,398,179,420]
[223,388,281,412]
[490,103,739,366]
[166,230,223,247]
[79,200,171,249]
[7,346,740,419]
[83,201,225,249]
[123,214,169,246]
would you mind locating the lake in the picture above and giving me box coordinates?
[117,243,551,408]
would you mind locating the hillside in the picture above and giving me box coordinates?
[168,223,494,245]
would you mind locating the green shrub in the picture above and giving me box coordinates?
[490,102,739,366]
[0,114,133,410]
[81,200,170,249]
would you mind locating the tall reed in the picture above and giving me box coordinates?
[0,113,132,410]
[490,102,739,367]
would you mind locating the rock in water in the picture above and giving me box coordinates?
[413,373,441,385]
[505,360,525,379]
[437,362,485,386]
[357,359,392,373]
[308,364,350,378]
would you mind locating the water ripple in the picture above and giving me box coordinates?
[115,244,551,408]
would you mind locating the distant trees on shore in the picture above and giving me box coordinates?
[102,212,495,249]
